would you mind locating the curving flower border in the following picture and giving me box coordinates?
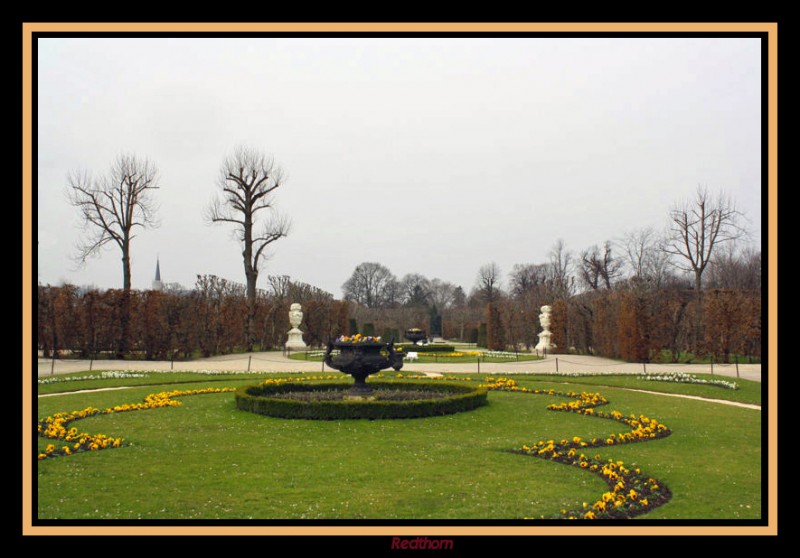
[37,387,237,460]
[481,377,672,519]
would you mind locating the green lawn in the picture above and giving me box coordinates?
[36,373,762,520]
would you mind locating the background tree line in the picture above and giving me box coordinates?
[37,275,348,359]
[337,186,761,363]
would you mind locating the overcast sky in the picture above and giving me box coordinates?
[36,37,762,297]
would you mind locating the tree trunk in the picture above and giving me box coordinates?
[117,243,132,358]
[245,272,257,352]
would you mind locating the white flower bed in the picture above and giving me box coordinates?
[637,372,738,390]
[482,351,523,359]
[37,370,149,385]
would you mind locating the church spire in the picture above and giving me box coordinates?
[152,257,163,290]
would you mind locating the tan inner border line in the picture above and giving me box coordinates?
[23,22,777,33]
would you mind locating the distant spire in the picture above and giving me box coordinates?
[152,257,163,291]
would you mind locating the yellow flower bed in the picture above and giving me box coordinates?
[37,386,237,460]
[481,377,672,519]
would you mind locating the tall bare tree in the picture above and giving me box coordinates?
[579,241,622,291]
[664,186,747,293]
[619,227,673,289]
[341,262,398,308]
[547,239,575,300]
[474,262,502,304]
[206,146,291,352]
[66,153,160,290]
[399,273,432,307]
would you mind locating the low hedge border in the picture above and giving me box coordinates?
[235,381,488,420]
[396,344,455,353]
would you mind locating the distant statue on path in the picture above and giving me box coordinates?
[285,303,307,350]
[535,305,556,353]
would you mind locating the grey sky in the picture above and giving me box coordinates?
[36,37,762,297]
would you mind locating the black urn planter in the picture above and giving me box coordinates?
[404,329,428,345]
[324,340,404,394]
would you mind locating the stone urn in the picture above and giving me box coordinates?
[324,337,404,394]
[404,329,427,345]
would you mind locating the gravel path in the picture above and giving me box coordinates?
[36,352,761,382]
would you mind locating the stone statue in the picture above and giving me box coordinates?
[285,303,307,350]
[289,303,303,329]
[534,305,556,353]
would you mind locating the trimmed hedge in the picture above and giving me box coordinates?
[396,344,455,353]
[235,381,488,420]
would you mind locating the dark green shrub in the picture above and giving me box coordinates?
[235,381,488,420]
[348,318,359,335]
[383,328,400,343]
[477,323,488,348]
[467,327,479,344]
[362,322,375,336]
[396,344,455,353]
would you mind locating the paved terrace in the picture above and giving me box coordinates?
[36,352,761,383]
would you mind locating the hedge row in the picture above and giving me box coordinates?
[396,344,455,353]
[235,381,488,420]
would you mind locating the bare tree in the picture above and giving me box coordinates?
[399,273,432,307]
[664,186,747,292]
[428,278,457,310]
[206,146,291,352]
[341,262,398,308]
[547,239,575,300]
[706,245,761,291]
[579,241,622,291]
[66,153,160,290]
[475,262,502,303]
[619,227,673,288]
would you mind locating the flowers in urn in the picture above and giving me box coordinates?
[335,333,382,344]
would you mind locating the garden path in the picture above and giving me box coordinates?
[37,352,762,382]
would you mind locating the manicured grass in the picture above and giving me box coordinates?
[36,374,761,520]
[649,349,761,365]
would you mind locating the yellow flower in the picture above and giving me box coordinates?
[640,498,649,506]
[628,489,638,500]
[584,511,596,520]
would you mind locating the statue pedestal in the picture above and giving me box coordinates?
[285,328,307,350]
[535,332,554,353]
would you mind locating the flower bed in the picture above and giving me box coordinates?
[37,387,237,460]
[481,377,672,519]
[37,371,149,385]
[637,372,738,390]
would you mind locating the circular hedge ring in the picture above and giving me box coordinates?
[235,381,488,420]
